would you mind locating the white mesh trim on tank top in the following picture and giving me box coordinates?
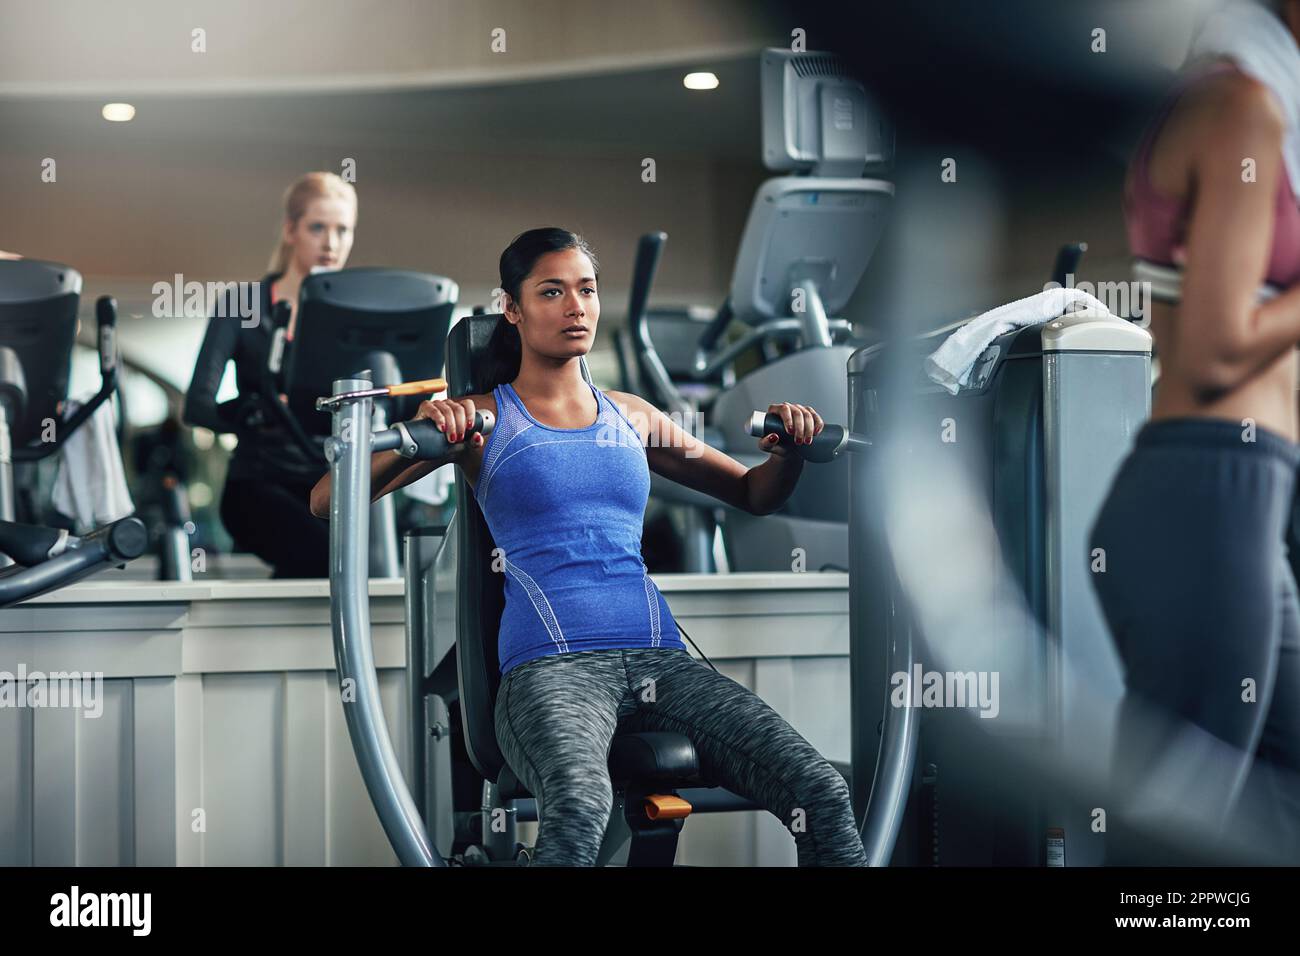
[503,556,570,653]
[642,572,662,647]
[475,385,534,508]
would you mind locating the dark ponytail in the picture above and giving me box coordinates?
[481,313,524,390]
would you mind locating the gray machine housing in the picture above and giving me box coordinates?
[849,312,1151,866]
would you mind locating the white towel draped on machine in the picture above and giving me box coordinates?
[401,461,456,507]
[924,287,1112,395]
[51,395,135,533]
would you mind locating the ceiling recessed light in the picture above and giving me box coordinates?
[683,72,719,91]
[102,103,136,122]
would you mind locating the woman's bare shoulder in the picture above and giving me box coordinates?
[1152,69,1284,197]
[1185,69,1285,144]
[603,388,651,416]
[453,391,498,419]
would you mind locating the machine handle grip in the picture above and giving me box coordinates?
[270,300,292,330]
[627,232,667,337]
[748,411,850,464]
[95,295,118,377]
[0,519,68,566]
[698,297,734,354]
[1050,242,1087,289]
[394,410,495,460]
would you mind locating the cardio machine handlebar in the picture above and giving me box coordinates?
[12,295,120,462]
[698,298,735,355]
[0,516,147,609]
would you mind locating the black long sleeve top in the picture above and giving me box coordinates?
[183,273,327,484]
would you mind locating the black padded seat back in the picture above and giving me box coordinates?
[446,313,592,782]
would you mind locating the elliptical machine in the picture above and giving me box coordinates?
[0,259,147,604]
[252,267,457,577]
[621,48,893,572]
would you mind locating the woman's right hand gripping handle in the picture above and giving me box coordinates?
[398,398,495,460]
[309,397,493,518]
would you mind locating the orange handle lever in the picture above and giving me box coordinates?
[387,378,448,397]
[644,794,693,820]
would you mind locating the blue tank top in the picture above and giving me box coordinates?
[473,381,686,675]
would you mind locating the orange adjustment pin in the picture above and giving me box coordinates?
[387,377,447,397]
[316,377,449,410]
[644,794,692,820]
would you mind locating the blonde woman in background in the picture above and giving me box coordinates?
[184,172,356,577]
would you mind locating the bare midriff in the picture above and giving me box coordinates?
[1148,301,1299,441]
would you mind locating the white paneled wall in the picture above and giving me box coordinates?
[0,576,851,867]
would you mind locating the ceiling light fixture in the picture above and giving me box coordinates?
[102,103,136,122]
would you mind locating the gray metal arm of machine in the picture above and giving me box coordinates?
[0,516,147,608]
[749,406,914,865]
[321,373,494,867]
[694,317,856,382]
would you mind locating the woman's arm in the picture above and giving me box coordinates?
[182,292,252,434]
[308,396,484,518]
[1177,74,1300,397]
[607,390,820,516]
[308,448,452,518]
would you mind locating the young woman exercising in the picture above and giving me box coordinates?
[186,171,357,578]
[313,227,866,866]
[1091,0,1300,861]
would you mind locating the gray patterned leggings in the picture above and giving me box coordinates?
[494,646,867,866]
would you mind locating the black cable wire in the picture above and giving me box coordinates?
[679,561,846,669]
[674,621,718,673]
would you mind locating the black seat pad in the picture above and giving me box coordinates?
[496,730,701,799]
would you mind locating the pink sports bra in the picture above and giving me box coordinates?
[1125,63,1300,288]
